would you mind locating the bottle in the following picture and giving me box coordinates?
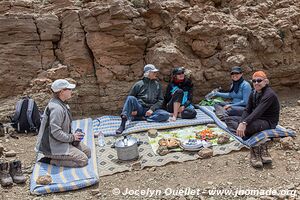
[98,131,105,147]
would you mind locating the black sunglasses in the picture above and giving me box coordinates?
[252,79,264,83]
[231,72,241,75]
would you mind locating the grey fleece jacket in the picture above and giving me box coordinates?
[35,98,75,156]
[128,77,164,111]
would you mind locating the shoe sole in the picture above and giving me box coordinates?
[262,160,272,164]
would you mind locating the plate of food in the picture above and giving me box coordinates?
[180,139,203,151]
[195,129,218,140]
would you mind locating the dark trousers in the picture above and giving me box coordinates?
[121,96,169,122]
[215,103,245,116]
[224,116,271,139]
[166,89,196,119]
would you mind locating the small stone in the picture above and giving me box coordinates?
[227,182,232,185]
[207,181,214,185]
[0,143,3,156]
[131,161,141,171]
[198,148,213,159]
[91,189,100,195]
[280,137,294,150]
[148,167,156,172]
[297,100,300,106]
[207,124,217,128]
[286,183,295,190]
[148,129,158,138]
[273,138,281,142]
[260,196,275,200]
[36,175,52,185]
[217,134,230,144]
[5,150,16,157]
[277,194,286,199]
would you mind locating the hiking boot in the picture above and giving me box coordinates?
[9,160,26,184]
[0,161,13,187]
[116,115,127,135]
[250,146,263,168]
[260,143,272,164]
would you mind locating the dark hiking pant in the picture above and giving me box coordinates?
[166,89,196,119]
[224,116,271,140]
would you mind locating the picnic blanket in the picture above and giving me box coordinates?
[30,118,99,195]
[93,109,214,137]
[95,126,244,177]
[199,106,296,147]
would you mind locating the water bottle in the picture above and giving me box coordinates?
[205,87,221,100]
[98,131,105,147]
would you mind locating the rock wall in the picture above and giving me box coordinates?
[0,0,300,120]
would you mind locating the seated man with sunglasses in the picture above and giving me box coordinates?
[213,66,252,118]
[225,71,280,168]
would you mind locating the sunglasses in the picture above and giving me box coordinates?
[176,72,184,75]
[252,79,264,83]
[231,72,241,75]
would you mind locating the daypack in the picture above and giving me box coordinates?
[10,97,41,133]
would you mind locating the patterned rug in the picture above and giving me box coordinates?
[96,125,245,177]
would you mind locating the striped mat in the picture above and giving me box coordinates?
[199,106,296,147]
[30,118,99,195]
[93,109,214,137]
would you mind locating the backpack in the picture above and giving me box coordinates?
[10,97,41,133]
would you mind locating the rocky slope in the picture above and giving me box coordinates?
[0,0,300,119]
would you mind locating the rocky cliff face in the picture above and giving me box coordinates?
[0,0,300,120]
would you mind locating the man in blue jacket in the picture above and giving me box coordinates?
[116,64,170,134]
[214,66,252,118]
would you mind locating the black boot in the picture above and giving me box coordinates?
[0,160,13,187]
[116,115,127,135]
[9,160,27,184]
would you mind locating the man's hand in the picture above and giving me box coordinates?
[145,109,153,116]
[73,132,84,141]
[223,105,231,110]
[236,123,246,137]
[131,111,138,116]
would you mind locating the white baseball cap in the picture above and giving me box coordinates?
[51,79,76,92]
[144,64,159,73]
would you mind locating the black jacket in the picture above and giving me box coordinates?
[128,77,164,111]
[241,85,280,129]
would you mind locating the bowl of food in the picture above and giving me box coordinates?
[180,139,203,151]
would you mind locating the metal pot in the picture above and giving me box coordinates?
[112,135,142,161]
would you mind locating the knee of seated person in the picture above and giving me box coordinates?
[77,155,88,167]
[174,89,184,95]
[181,109,196,119]
[126,96,137,101]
